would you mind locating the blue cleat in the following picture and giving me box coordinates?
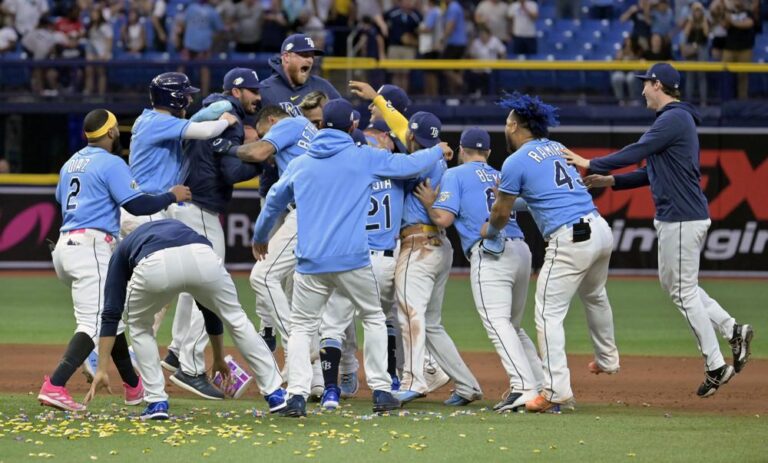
[140,401,169,420]
[443,392,479,406]
[372,390,401,413]
[321,386,340,410]
[265,388,287,413]
[393,390,426,404]
[279,395,307,417]
[390,374,401,392]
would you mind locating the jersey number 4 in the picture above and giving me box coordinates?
[366,194,392,231]
[66,177,81,211]
[553,160,584,190]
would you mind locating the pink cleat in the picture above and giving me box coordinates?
[38,376,86,412]
[124,376,145,406]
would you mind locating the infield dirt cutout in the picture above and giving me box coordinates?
[2,345,765,415]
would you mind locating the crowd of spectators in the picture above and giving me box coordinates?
[0,0,764,101]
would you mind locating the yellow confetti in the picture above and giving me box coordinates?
[293,451,302,455]
[487,438,495,443]
[90,456,98,461]
[627,453,637,458]
[499,447,509,451]
[459,433,466,438]
[579,440,585,445]
[533,449,541,454]
[109,450,118,455]
[305,454,315,458]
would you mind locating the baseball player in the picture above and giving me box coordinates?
[85,219,286,420]
[350,81,454,396]
[252,99,453,417]
[162,68,264,401]
[563,63,753,397]
[39,109,191,412]
[487,92,620,413]
[297,91,328,129]
[317,130,408,409]
[414,127,544,411]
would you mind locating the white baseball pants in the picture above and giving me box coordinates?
[536,213,619,403]
[250,208,297,341]
[286,267,391,397]
[168,202,226,376]
[52,229,122,339]
[469,238,543,393]
[320,250,399,374]
[125,244,282,403]
[654,219,735,371]
[395,232,482,398]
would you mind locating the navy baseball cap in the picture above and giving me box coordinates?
[323,98,355,131]
[351,128,368,146]
[378,85,410,113]
[460,127,490,150]
[223,67,261,91]
[408,111,442,148]
[352,110,361,123]
[636,62,680,89]
[281,33,325,55]
[367,119,390,133]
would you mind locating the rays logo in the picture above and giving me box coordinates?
[285,43,294,51]
[234,77,244,86]
[305,37,315,48]
[430,127,439,138]
[438,191,451,202]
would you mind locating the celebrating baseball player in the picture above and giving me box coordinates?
[251,98,453,417]
[85,219,286,420]
[39,109,191,412]
[563,63,753,398]
[414,127,544,412]
[161,68,264,401]
[488,92,620,413]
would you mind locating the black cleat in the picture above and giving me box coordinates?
[697,365,735,398]
[729,324,753,373]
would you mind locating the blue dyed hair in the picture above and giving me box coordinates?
[497,92,560,139]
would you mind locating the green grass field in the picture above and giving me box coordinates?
[1,274,766,462]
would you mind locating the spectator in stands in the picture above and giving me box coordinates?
[649,0,674,44]
[556,0,578,19]
[384,0,421,92]
[611,37,644,106]
[21,16,67,95]
[149,0,168,51]
[590,0,614,20]
[176,0,224,95]
[722,0,756,99]
[326,0,352,56]
[467,25,506,96]
[214,0,237,53]
[508,0,538,56]
[441,0,468,94]
[643,33,673,61]
[356,0,389,41]
[233,0,263,53]
[84,7,112,96]
[620,0,652,50]
[0,157,9,174]
[121,8,146,56]
[1,0,49,38]
[0,13,18,53]
[681,2,709,106]
[260,0,288,53]
[54,4,86,93]
[709,0,727,60]
[475,0,511,45]
[353,14,386,61]
[418,0,442,96]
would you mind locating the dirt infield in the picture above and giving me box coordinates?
[3,344,765,415]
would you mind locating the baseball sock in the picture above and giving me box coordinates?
[50,332,94,387]
[319,338,342,388]
[387,324,397,377]
[111,333,139,388]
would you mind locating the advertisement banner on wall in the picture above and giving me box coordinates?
[1,128,766,274]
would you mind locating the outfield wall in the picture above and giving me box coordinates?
[1,126,766,275]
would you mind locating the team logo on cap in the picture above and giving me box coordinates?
[476,142,482,148]
[430,127,439,138]
[234,77,244,86]
[285,43,294,51]
[252,71,258,80]
[410,122,418,130]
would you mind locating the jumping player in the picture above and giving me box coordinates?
[39,109,191,412]
[487,92,620,413]
[564,63,753,397]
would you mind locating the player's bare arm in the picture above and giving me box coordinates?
[348,81,378,100]
[170,185,192,202]
[208,334,232,390]
[213,138,276,163]
[583,174,616,189]
[562,147,590,169]
[482,191,517,238]
[84,335,117,403]
[414,179,455,228]
[252,242,269,261]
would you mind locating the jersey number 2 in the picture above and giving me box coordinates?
[66,177,81,211]
[366,194,392,231]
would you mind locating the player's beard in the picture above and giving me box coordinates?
[111,135,122,155]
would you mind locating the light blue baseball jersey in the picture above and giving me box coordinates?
[367,177,406,251]
[129,109,191,194]
[262,116,318,176]
[401,157,447,227]
[433,161,524,254]
[56,146,143,236]
[500,138,596,238]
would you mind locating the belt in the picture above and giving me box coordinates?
[371,249,395,257]
[400,224,438,239]
[63,228,115,243]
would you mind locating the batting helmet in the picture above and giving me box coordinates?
[149,72,200,110]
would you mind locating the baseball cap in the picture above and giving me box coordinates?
[323,98,355,131]
[460,127,490,150]
[408,111,442,148]
[223,68,261,91]
[281,33,325,55]
[352,110,361,124]
[635,62,680,89]
[351,128,368,146]
[367,119,390,133]
[378,85,410,113]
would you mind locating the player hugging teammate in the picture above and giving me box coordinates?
[51,55,752,420]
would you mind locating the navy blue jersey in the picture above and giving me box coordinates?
[259,57,341,116]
